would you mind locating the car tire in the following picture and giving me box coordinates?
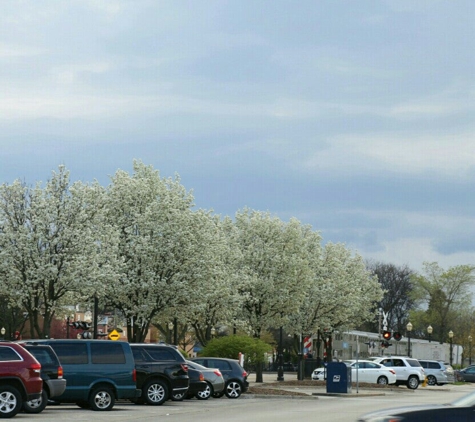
[212,391,225,398]
[171,392,185,401]
[143,379,168,405]
[196,382,213,400]
[23,389,48,414]
[377,376,388,385]
[224,381,242,399]
[0,385,22,418]
[407,376,419,390]
[427,375,437,386]
[89,386,115,411]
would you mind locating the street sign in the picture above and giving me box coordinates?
[108,329,120,341]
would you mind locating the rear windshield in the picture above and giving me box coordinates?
[407,359,422,367]
[25,347,57,365]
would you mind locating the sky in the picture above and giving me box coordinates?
[1,0,474,274]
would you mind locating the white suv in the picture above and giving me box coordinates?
[368,356,425,389]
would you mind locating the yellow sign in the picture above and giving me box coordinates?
[108,329,121,341]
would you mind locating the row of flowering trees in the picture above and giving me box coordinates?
[0,161,382,352]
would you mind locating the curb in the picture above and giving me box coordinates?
[243,394,319,400]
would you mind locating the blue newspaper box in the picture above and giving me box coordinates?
[326,362,352,393]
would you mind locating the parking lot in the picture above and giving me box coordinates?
[13,381,475,422]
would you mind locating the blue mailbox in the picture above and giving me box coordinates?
[326,362,352,393]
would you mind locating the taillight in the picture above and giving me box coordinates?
[213,369,222,377]
[242,370,248,378]
[132,368,137,382]
[181,364,188,372]
[57,366,63,379]
[30,362,41,374]
[199,373,204,381]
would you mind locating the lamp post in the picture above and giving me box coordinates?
[427,325,433,343]
[449,330,454,367]
[277,326,284,381]
[469,335,472,366]
[406,322,413,358]
[168,321,174,344]
[0,327,5,340]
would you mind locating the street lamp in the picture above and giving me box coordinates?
[277,326,284,381]
[449,330,454,366]
[469,335,472,366]
[406,322,413,358]
[427,325,433,343]
[168,321,174,344]
[0,327,5,340]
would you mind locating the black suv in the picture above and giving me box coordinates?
[20,344,67,413]
[190,357,249,398]
[130,343,189,405]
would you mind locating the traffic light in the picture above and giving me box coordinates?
[381,340,392,348]
[72,321,81,329]
[79,322,91,330]
[382,331,392,341]
[393,332,402,341]
[82,332,93,339]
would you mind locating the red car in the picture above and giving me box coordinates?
[0,341,43,418]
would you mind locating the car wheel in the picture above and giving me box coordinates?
[0,385,22,418]
[23,389,48,414]
[224,381,242,399]
[196,382,213,400]
[212,391,225,398]
[407,376,419,390]
[144,379,168,405]
[89,386,115,411]
[377,376,388,385]
[427,375,437,386]
[171,392,185,401]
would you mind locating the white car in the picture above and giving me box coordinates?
[311,367,326,380]
[343,360,397,385]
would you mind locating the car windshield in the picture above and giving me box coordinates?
[451,390,475,407]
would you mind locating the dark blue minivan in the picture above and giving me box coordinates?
[22,339,140,411]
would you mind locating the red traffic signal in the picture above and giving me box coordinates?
[382,331,392,340]
[393,332,403,341]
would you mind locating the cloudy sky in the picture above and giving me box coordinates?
[1,0,474,273]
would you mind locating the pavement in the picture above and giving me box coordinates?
[246,372,457,398]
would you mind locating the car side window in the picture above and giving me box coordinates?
[419,361,428,368]
[91,343,126,364]
[52,343,88,364]
[144,348,177,361]
[209,360,231,371]
[393,359,405,367]
[428,362,440,369]
[366,362,379,369]
[132,347,147,362]
[0,346,22,361]
[380,359,392,367]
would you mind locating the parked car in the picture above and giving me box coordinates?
[171,367,206,401]
[418,359,454,386]
[357,387,475,421]
[22,339,140,411]
[20,343,67,413]
[311,367,326,381]
[0,341,43,418]
[455,365,475,382]
[368,356,425,389]
[186,360,225,400]
[343,360,397,385]
[130,343,189,405]
[190,357,249,398]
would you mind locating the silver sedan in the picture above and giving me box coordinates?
[186,360,225,399]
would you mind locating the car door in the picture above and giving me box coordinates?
[352,362,369,383]
[462,366,475,382]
